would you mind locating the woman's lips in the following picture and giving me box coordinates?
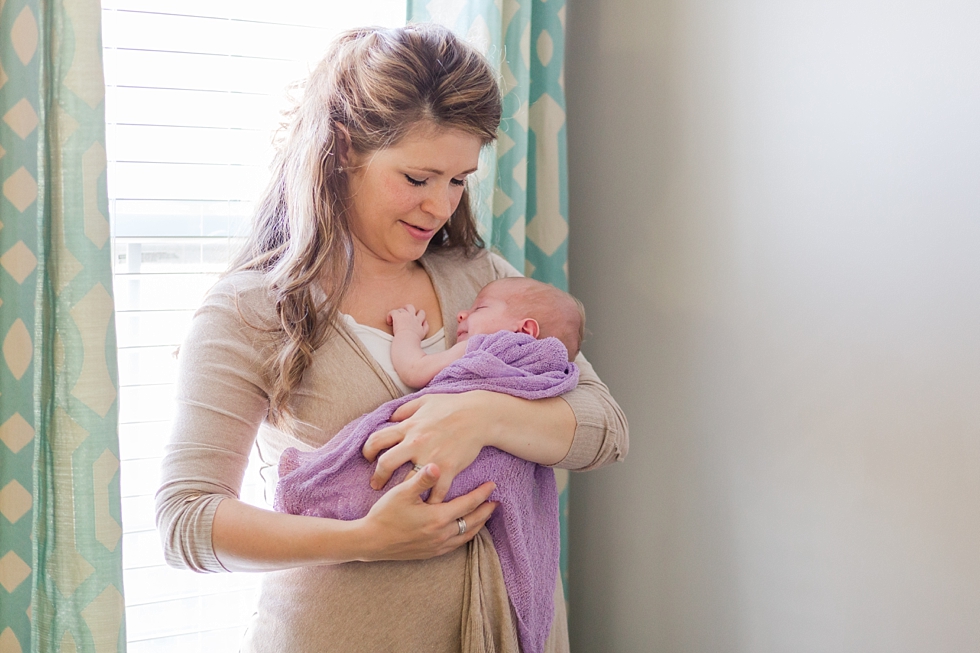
[400,221,437,240]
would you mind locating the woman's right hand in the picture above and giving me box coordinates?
[356,463,498,561]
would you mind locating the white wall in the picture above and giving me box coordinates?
[565,2,980,652]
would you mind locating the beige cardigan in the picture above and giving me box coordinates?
[156,248,629,652]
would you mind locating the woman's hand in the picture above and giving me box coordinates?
[357,463,497,561]
[364,393,489,503]
[362,390,577,503]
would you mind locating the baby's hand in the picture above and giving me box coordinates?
[387,305,429,339]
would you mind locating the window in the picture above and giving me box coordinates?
[103,2,405,650]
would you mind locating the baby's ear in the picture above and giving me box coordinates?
[518,318,540,339]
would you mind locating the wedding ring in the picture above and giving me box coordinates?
[456,517,467,536]
[412,463,423,473]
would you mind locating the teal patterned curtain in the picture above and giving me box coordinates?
[407,0,572,596]
[0,0,125,651]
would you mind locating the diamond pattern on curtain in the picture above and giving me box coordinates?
[407,0,571,597]
[0,0,125,651]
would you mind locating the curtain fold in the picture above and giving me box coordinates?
[0,1,125,651]
[407,0,572,597]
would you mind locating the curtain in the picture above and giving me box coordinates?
[0,0,125,651]
[407,0,572,596]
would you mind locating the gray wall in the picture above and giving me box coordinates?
[565,2,980,652]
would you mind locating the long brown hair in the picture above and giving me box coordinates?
[229,25,502,425]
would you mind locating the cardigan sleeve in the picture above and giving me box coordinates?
[155,274,273,573]
[487,253,629,471]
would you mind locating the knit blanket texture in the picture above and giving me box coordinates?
[274,330,579,653]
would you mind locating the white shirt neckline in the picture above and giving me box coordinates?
[340,313,447,395]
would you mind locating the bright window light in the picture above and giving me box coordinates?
[103,2,406,651]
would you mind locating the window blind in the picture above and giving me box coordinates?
[103,2,406,651]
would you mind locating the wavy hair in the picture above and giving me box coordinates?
[228,25,502,426]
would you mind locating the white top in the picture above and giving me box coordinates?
[341,314,447,395]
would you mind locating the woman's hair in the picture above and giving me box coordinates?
[229,24,502,425]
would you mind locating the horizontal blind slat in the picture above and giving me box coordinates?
[101,0,406,29]
[102,10,334,60]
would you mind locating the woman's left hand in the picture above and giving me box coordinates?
[363,391,500,503]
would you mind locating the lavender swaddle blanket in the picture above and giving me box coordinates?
[274,330,579,653]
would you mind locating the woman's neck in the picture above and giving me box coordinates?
[352,255,421,286]
[334,247,439,333]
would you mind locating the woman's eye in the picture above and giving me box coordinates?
[404,174,427,187]
[450,177,466,187]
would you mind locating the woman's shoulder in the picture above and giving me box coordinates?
[198,269,279,330]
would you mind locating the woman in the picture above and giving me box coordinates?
[156,24,628,652]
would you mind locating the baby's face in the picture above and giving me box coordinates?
[456,284,524,341]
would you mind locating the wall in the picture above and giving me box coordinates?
[565,2,980,651]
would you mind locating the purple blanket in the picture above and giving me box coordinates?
[274,330,579,653]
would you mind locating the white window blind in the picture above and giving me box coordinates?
[103,2,406,651]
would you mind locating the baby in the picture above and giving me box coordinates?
[387,277,585,389]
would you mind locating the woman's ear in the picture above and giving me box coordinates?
[332,122,353,168]
[518,318,540,339]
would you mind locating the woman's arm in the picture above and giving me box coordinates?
[209,465,496,572]
[363,354,628,503]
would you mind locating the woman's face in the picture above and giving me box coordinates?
[346,123,482,266]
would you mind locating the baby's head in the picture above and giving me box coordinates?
[456,278,585,360]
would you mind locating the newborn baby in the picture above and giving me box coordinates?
[388,276,585,389]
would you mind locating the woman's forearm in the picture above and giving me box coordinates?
[482,392,577,466]
[211,498,366,572]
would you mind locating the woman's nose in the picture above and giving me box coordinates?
[422,185,454,220]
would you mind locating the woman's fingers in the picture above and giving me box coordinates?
[441,481,496,517]
[371,441,413,489]
[436,496,497,553]
[362,423,406,462]
[400,462,439,496]
[428,474,455,504]
[457,500,498,540]
[389,397,424,423]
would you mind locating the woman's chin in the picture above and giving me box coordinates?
[386,238,432,263]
